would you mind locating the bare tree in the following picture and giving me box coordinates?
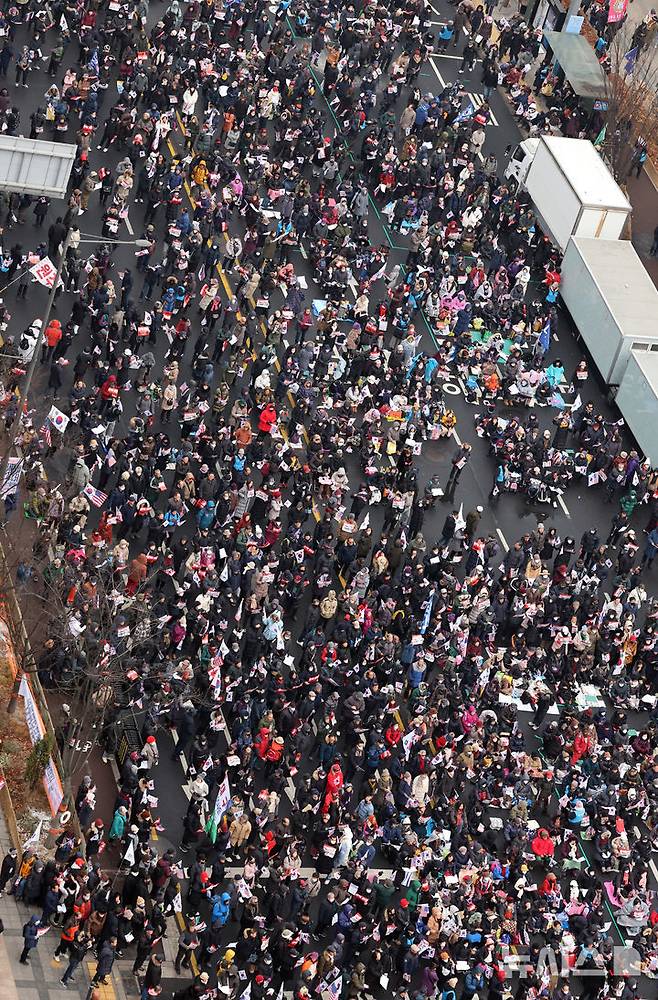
[601,23,658,182]
[39,564,166,782]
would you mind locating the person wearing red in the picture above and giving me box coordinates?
[325,762,343,796]
[385,723,402,748]
[531,828,555,861]
[99,374,119,417]
[254,728,271,760]
[258,402,277,437]
[320,762,344,818]
[41,318,62,364]
[264,735,284,778]
[570,731,589,765]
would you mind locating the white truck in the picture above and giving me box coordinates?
[504,136,631,253]
[560,236,658,386]
[615,350,658,464]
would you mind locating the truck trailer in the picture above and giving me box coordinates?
[504,136,631,253]
[615,350,658,464]
[560,237,658,386]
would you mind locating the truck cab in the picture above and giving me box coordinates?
[504,138,540,189]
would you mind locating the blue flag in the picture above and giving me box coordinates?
[420,590,435,635]
[538,319,551,354]
[454,101,475,124]
[624,46,638,75]
[88,48,99,75]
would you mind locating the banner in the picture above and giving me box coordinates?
[18,675,64,814]
[29,257,59,289]
[608,0,628,21]
[420,590,435,635]
[205,774,231,843]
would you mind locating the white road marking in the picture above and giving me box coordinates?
[557,493,571,518]
[429,51,462,60]
[125,214,134,235]
[429,57,447,88]
[650,859,658,887]
[452,427,462,446]
[470,93,499,125]
[496,528,510,552]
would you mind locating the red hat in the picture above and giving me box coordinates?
[256,976,265,984]
[400,898,409,908]
[146,735,156,744]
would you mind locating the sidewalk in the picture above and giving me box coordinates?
[627,164,658,286]
[0,805,128,1000]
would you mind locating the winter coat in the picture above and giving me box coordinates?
[70,458,91,491]
[161,383,177,411]
[22,917,40,950]
[108,809,127,841]
[211,892,231,927]
[228,815,252,848]
[95,939,116,976]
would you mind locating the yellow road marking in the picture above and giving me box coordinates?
[174,908,200,976]
[85,960,117,999]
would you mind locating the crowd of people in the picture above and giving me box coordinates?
[0,0,656,998]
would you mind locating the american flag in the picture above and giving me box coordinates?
[38,420,51,447]
[82,483,108,508]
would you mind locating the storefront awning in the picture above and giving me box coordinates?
[543,30,607,100]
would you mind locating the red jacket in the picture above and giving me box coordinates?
[531,830,555,857]
[265,739,284,763]
[254,728,271,760]
[44,320,62,347]
[258,405,276,434]
[100,376,119,400]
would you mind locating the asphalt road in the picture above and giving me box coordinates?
[2,0,656,830]
[1,4,657,988]
[3,21,649,577]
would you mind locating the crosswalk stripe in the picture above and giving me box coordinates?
[467,93,499,126]
[428,60,500,126]
[429,56,446,88]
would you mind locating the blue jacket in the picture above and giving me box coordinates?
[211,892,231,927]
